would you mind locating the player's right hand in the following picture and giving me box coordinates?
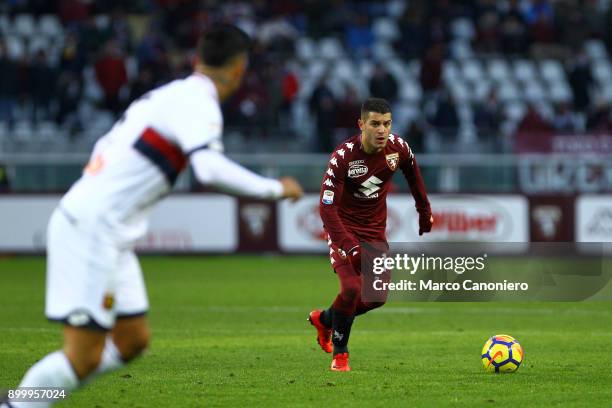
[279,177,303,202]
[419,212,434,236]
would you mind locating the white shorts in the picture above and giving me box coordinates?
[45,208,149,330]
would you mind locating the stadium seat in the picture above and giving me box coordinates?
[584,39,608,60]
[358,59,375,79]
[371,41,396,61]
[90,112,115,135]
[538,101,555,120]
[295,37,317,60]
[0,121,8,142]
[28,34,49,56]
[496,81,521,103]
[450,40,473,60]
[488,59,512,83]
[390,102,419,135]
[599,84,612,103]
[442,60,460,84]
[592,60,612,84]
[399,80,422,103]
[462,59,485,83]
[5,35,25,59]
[95,15,111,30]
[523,80,547,102]
[372,17,400,42]
[451,18,475,41]
[472,79,492,102]
[13,121,34,142]
[38,14,63,38]
[125,56,138,81]
[408,60,421,77]
[387,0,407,18]
[35,121,58,141]
[0,15,10,35]
[306,59,328,81]
[457,105,473,125]
[331,58,358,83]
[386,58,411,82]
[326,78,346,99]
[13,14,35,38]
[548,81,573,103]
[319,37,344,60]
[83,65,104,102]
[513,60,538,83]
[296,76,315,99]
[539,60,565,83]
[458,124,477,144]
[504,101,527,122]
[442,60,463,81]
[449,80,470,103]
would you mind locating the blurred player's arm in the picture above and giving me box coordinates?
[400,147,433,235]
[319,152,359,253]
[191,147,302,201]
[165,97,302,201]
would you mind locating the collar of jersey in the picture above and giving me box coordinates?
[191,72,219,101]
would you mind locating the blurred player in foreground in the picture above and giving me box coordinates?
[308,98,432,371]
[3,24,302,408]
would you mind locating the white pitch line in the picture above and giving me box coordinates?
[173,305,612,317]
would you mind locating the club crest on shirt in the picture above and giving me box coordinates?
[102,293,115,310]
[385,153,400,171]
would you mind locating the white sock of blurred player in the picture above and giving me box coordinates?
[7,351,77,408]
[6,337,124,407]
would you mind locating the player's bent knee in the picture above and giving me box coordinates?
[112,323,150,361]
[129,327,151,357]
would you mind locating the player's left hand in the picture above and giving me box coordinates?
[338,245,361,273]
[419,212,433,236]
[347,245,361,272]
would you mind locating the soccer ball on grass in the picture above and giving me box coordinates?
[481,334,524,373]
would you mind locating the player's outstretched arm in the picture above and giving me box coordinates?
[191,149,303,201]
[400,150,433,235]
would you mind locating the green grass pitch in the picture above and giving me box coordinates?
[1,256,611,407]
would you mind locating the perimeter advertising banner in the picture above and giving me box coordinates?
[0,195,237,252]
[576,195,612,242]
[278,194,529,252]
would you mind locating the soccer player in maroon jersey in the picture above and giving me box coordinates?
[308,97,433,371]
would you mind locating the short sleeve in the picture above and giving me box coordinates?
[155,85,224,154]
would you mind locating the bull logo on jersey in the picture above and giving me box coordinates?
[385,153,400,171]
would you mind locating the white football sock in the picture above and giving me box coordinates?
[86,337,125,381]
[8,339,127,407]
[9,351,78,408]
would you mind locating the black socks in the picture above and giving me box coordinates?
[331,308,355,355]
[320,307,332,328]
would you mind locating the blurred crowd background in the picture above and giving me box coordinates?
[1,0,612,156]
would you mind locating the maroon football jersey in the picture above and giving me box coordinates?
[319,133,430,251]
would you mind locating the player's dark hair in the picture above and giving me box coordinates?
[361,97,391,118]
[198,24,251,67]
